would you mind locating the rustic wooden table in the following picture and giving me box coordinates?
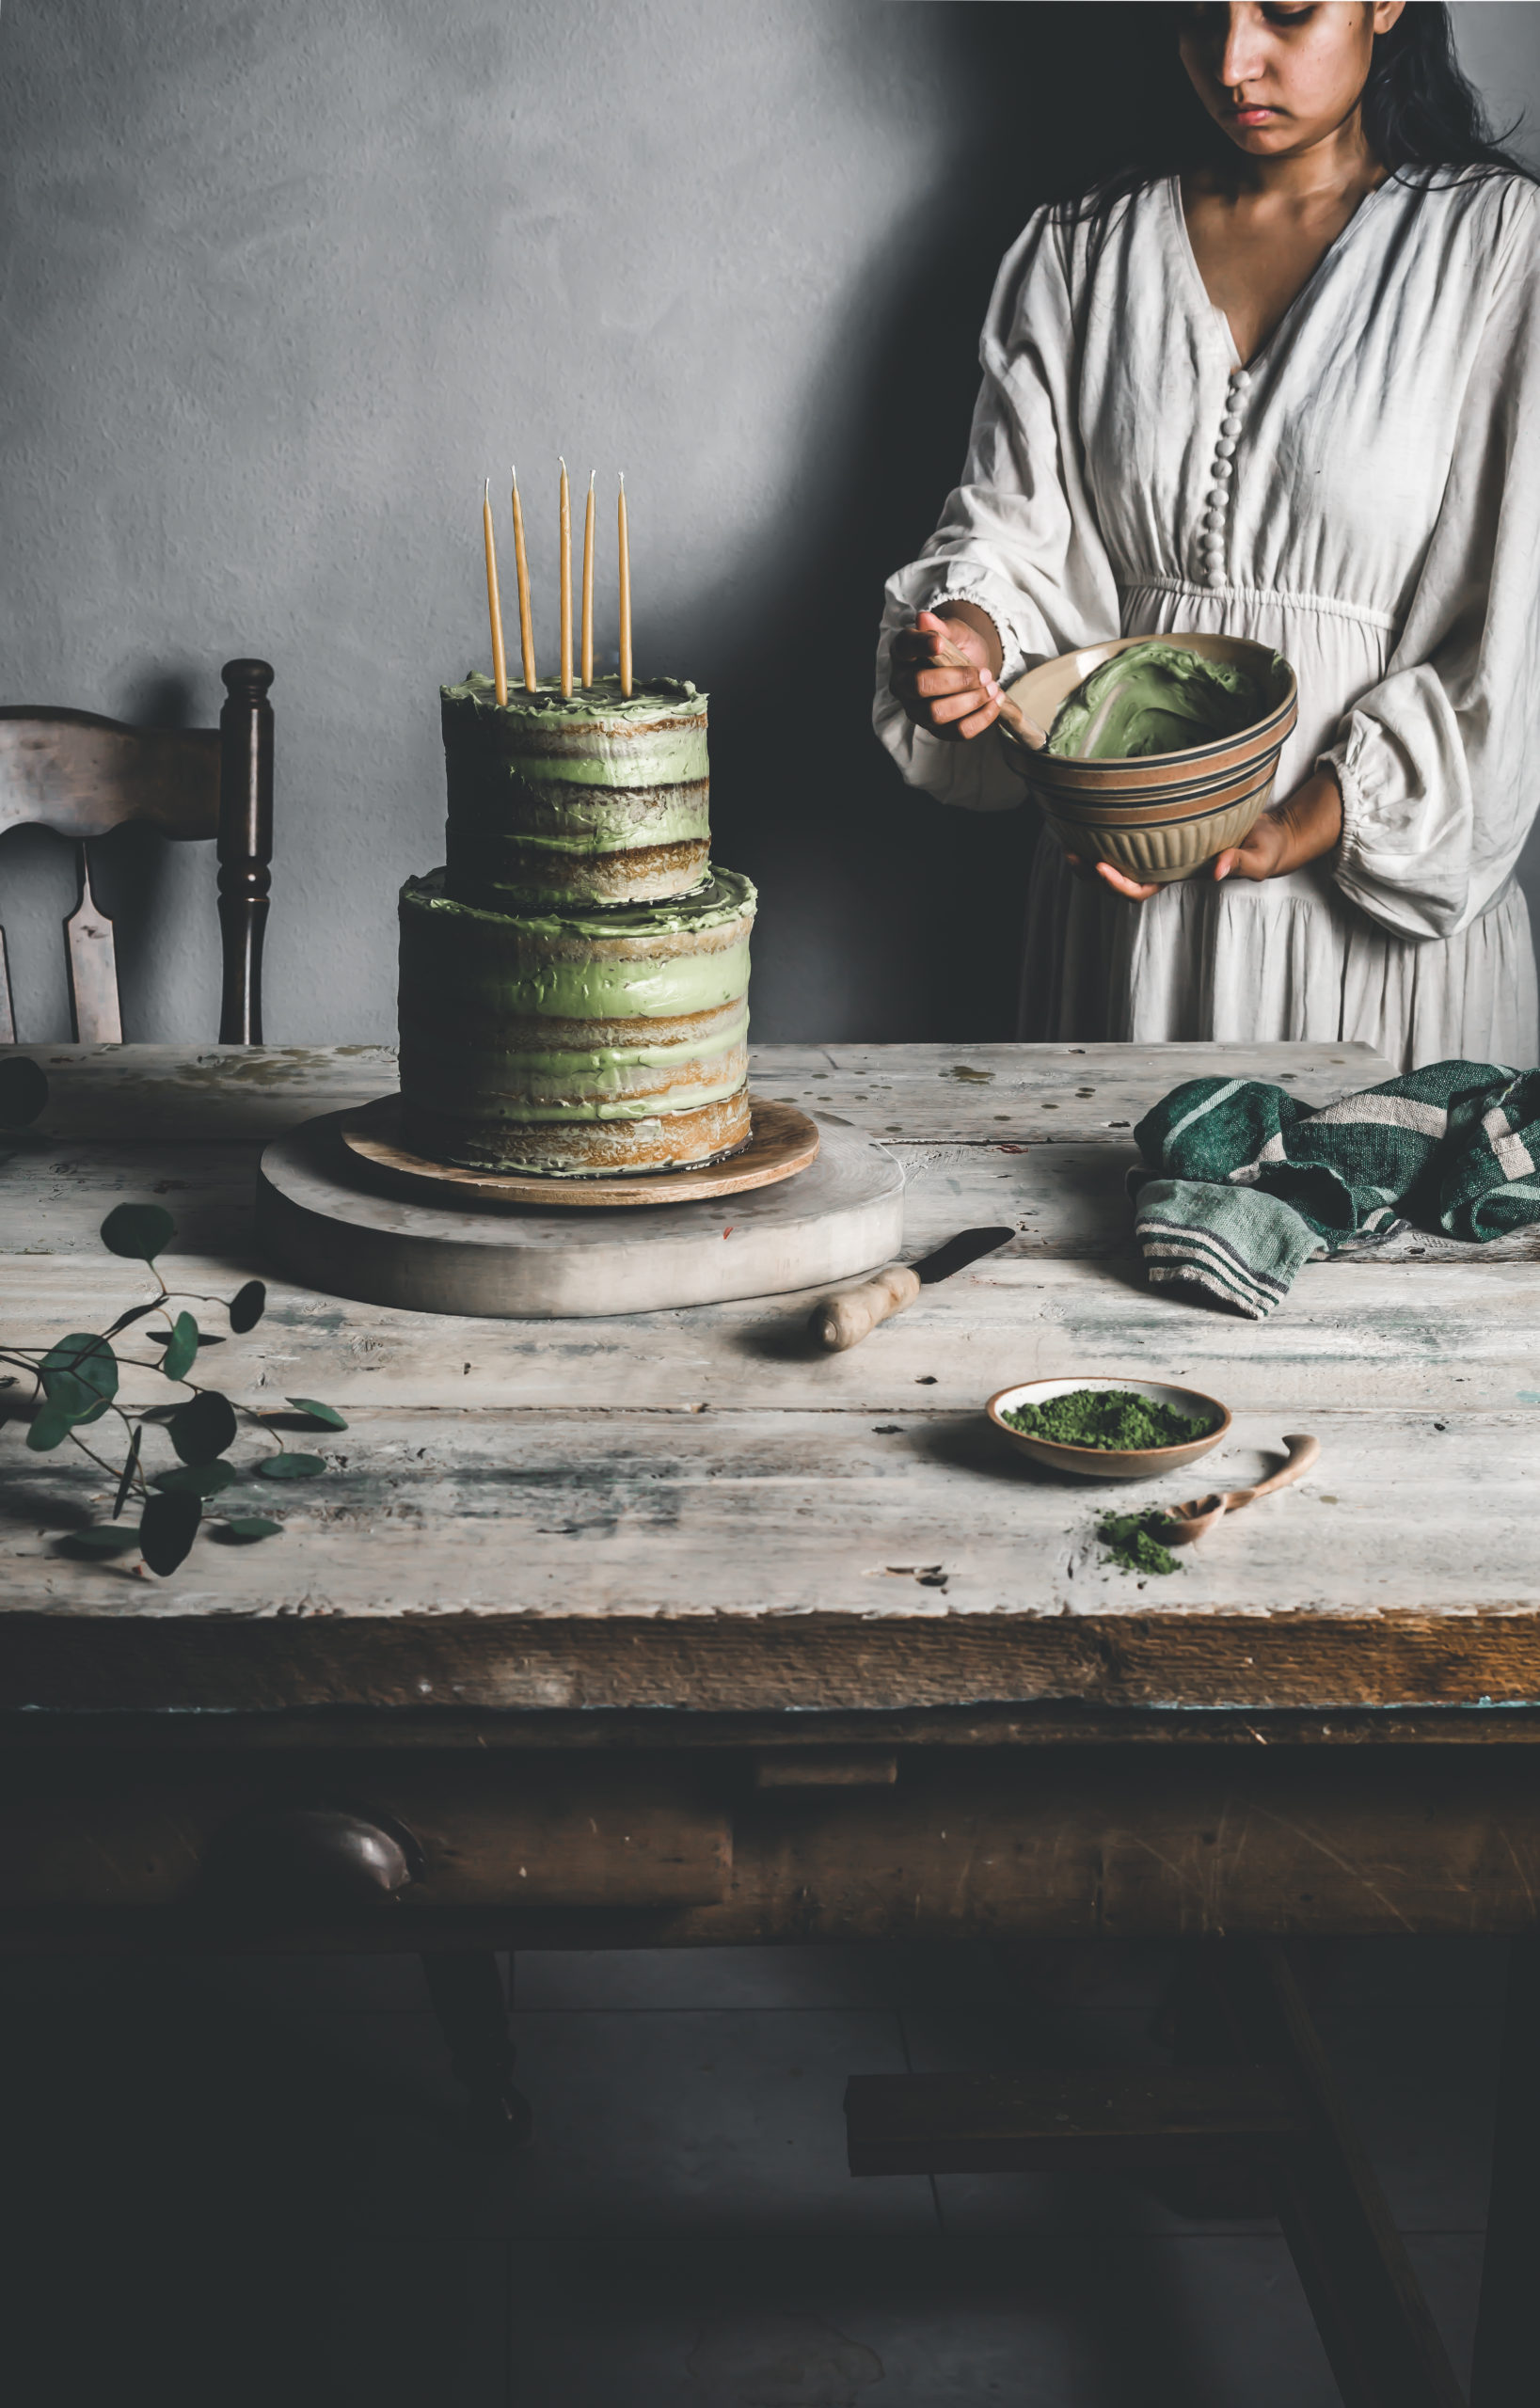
[8,1037,1537,2401]
[6,1036,1540,1950]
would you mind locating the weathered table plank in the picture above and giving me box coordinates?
[7,1252,1540,1415]
[754,1038,1393,1140]
[1,1404,1532,1624]
[8,1129,1534,1265]
[11,1039,1392,1146]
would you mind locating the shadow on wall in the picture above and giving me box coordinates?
[702,4,1184,1044]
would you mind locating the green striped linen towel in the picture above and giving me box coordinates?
[1131,1060,1540,1319]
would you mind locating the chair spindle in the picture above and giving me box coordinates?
[216,659,275,1045]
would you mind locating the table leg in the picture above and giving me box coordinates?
[1215,1941,1464,2408]
[421,1952,533,2152]
[1470,1929,1540,2406]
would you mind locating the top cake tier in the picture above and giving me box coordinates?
[441,671,710,910]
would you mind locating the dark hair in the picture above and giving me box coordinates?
[1054,3,1537,224]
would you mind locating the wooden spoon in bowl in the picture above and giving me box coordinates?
[928,630,1049,752]
[1164,1434,1321,1545]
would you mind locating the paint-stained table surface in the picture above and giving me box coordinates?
[5,1037,1540,1737]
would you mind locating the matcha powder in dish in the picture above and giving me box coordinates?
[1001,1387,1216,1451]
[1046,640,1266,761]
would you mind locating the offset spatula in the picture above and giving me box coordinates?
[811,1227,1015,1352]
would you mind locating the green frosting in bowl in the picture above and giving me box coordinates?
[1046,641,1268,762]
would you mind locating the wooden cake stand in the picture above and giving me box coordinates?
[337,1093,820,1208]
[255,1096,905,1320]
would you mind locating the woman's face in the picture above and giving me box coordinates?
[1178,2,1405,161]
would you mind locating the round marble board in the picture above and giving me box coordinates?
[255,1106,906,1320]
[338,1093,820,1208]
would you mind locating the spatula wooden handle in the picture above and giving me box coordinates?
[929,630,1047,752]
[810,1264,922,1352]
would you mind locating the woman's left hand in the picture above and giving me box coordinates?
[1066,767,1344,902]
[1212,766,1343,883]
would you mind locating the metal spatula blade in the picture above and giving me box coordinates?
[912,1227,1017,1284]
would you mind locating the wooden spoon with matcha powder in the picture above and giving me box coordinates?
[1164,1434,1321,1545]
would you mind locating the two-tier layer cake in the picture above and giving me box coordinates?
[397,672,756,1176]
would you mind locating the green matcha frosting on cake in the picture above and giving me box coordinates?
[398,864,756,1176]
[400,665,758,1178]
[441,672,711,909]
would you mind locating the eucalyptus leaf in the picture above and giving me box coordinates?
[40,1333,118,1413]
[56,1524,142,1560]
[139,1487,200,1576]
[167,1389,237,1466]
[36,1375,111,1428]
[161,1312,199,1383]
[257,1451,327,1481]
[25,1402,76,1453]
[229,1280,267,1334]
[284,1398,348,1430]
[215,1515,284,1544]
[112,1423,143,1519]
[151,1459,238,1498]
[100,1202,175,1262]
[0,1055,48,1129]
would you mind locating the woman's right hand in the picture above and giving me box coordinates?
[888,608,1006,742]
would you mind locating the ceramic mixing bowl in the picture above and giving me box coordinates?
[1001,633,1297,885]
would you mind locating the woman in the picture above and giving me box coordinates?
[877,3,1540,1071]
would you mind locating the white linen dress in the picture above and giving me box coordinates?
[873,169,1540,1071]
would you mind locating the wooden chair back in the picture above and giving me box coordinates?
[0,657,274,1043]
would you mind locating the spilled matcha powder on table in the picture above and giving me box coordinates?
[1095,1511,1183,1577]
[1001,1387,1216,1450]
[1046,640,1266,761]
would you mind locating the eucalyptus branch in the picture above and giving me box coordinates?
[1,1056,348,1576]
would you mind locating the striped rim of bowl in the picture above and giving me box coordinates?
[1029,754,1284,827]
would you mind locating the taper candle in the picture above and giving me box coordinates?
[482,478,508,707]
[558,458,573,699]
[617,471,632,699]
[580,469,595,689]
[510,465,537,691]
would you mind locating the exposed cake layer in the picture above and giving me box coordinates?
[441,672,710,910]
[398,865,755,1176]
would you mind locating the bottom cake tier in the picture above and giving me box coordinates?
[397,864,756,1176]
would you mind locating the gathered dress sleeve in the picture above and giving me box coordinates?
[1325,182,1540,941]
[873,208,1121,813]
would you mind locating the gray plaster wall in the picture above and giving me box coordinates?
[3,1,1538,1047]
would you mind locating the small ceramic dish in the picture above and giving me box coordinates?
[999,633,1297,886]
[986,1374,1230,1481]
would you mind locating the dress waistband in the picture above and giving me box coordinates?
[1118,574,1398,634]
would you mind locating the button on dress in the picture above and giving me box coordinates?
[873,171,1540,1070]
